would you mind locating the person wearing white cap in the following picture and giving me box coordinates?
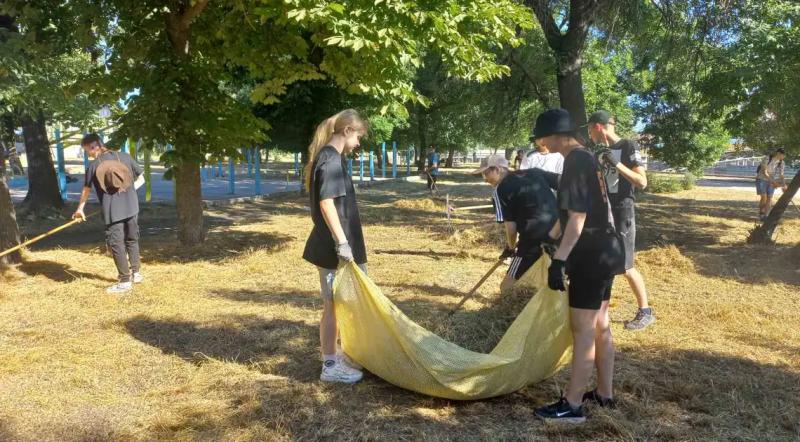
[471,154,559,293]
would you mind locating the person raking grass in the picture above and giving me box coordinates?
[72,133,145,294]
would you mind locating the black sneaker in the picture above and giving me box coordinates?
[582,389,616,408]
[534,397,586,423]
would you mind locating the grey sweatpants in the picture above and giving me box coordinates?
[106,215,141,283]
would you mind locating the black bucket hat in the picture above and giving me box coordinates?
[532,108,576,140]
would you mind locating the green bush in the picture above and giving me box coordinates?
[646,172,695,194]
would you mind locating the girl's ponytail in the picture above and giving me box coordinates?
[303,109,367,192]
[304,114,340,191]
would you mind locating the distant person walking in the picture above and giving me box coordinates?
[756,148,787,221]
[72,133,145,294]
[426,145,440,191]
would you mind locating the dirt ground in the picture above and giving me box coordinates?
[1,172,798,441]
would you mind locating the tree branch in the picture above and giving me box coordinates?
[524,0,564,51]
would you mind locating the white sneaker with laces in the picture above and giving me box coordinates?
[320,360,363,384]
[106,281,133,294]
[132,272,144,284]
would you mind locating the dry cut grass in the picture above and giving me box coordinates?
[0,172,798,441]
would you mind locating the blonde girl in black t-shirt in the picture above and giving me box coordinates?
[302,109,368,384]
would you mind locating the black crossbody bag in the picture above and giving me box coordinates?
[566,160,627,279]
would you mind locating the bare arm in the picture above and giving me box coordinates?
[504,221,518,249]
[320,198,347,245]
[72,187,92,221]
[616,164,647,189]
[553,211,586,261]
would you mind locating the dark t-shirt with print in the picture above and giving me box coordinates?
[85,150,142,225]
[492,168,559,252]
[303,146,367,269]
[557,148,608,232]
[603,139,643,207]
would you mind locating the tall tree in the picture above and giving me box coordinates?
[33,0,530,245]
[524,0,611,127]
[0,6,101,214]
[0,125,21,265]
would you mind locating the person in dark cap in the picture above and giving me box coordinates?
[73,133,145,294]
[587,110,654,331]
[532,108,624,423]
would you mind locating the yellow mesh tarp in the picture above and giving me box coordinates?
[333,256,572,400]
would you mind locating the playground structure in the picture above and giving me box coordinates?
[8,129,423,203]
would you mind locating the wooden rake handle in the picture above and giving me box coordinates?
[0,211,98,259]
[447,258,505,316]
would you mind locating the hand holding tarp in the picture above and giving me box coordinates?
[548,259,567,291]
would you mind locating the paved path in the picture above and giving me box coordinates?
[8,171,301,204]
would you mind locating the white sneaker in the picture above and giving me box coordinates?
[320,361,363,384]
[338,352,363,371]
[106,281,133,294]
[132,272,144,284]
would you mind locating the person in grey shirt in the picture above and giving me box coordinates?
[73,133,145,294]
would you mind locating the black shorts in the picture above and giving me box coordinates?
[507,245,543,280]
[612,203,636,270]
[568,276,614,310]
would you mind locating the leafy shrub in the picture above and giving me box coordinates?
[647,172,695,193]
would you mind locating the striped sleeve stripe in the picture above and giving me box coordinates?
[493,188,503,222]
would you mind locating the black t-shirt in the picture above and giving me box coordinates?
[557,148,609,232]
[603,139,643,207]
[492,169,559,251]
[303,146,367,269]
[85,150,142,225]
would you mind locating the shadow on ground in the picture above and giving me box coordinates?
[124,314,320,383]
[138,345,800,440]
[17,259,118,283]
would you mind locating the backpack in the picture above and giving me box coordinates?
[95,152,132,194]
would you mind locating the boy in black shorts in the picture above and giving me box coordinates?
[532,109,621,423]
[471,154,559,293]
[587,110,654,330]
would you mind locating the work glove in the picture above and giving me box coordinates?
[596,148,619,167]
[499,246,516,260]
[548,259,567,291]
[336,242,354,262]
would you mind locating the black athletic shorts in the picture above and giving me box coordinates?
[507,245,543,280]
[568,276,614,310]
[612,202,636,270]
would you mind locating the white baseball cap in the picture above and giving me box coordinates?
[471,154,509,175]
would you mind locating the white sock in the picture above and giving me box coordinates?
[323,354,337,368]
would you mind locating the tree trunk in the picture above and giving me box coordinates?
[174,162,205,245]
[415,108,428,171]
[748,170,800,244]
[556,52,588,130]
[21,112,63,212]
[445,146,455,168]
[0,143,22,265]
[165,0,211,244]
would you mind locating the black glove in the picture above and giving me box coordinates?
[548,259,567,291]
[499,246,516,260]
[596,148,619,167]
[336,242,354,262]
